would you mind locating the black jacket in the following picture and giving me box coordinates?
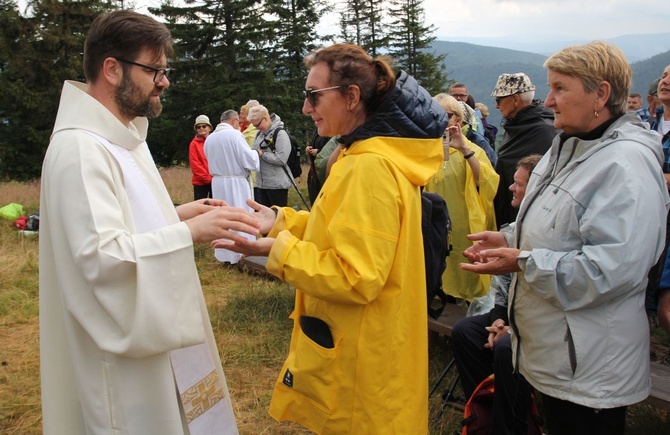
[494,100,558,228]
[339,71,447,145]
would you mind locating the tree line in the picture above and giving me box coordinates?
[0,0,447,180]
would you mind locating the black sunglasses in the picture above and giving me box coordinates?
[303,85,342,107]
[495,94,515,105]
[113,57,173,83]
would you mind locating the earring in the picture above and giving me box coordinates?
[594,109,599,118]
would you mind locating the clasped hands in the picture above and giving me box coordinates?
[211,199,277,256]
[459,231,522,275]
[180,198,276,256]
[485,319,509,349]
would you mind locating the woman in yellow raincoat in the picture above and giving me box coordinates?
[219,43,448,434]
[426,95,499,301]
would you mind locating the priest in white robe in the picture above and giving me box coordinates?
[39,11,258,435]
[205,110,260,264]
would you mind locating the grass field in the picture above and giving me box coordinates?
[0,166,668,434]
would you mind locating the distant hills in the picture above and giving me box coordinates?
[436,33,670,63]
[430,36,670,129]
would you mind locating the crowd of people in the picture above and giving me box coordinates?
[37,9,670,435]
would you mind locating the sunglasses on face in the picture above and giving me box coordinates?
[195,124,209,130]
[496,94,517,105]
[303,85,342,107]
[113,56,173,83]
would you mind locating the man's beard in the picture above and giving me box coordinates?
[115,74,163,119]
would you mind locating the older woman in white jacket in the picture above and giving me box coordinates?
[461,41,670,435]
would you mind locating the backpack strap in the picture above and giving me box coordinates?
[267,128,283,153]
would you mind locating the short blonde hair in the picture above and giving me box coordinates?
[433,93,462,125]
[247,105,269,123]
[544,41,630,116]
[475,102,489,118]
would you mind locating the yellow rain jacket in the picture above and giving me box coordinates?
[265,134,442,434]
[426,141,499,300]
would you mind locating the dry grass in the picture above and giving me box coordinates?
[1,166,669,434]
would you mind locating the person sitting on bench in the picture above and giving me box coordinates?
[452,154,541,435]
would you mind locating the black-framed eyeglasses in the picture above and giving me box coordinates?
[252,118,263,128]
[495,95,512,105]
[303,85,342,107]
[451,93,468,99]
[113,56,173,83]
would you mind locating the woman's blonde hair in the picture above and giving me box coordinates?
[433,93,462,125]
[247,105,269,123]
[544,41,630,116]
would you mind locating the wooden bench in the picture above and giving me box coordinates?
[428,302,468,337]
[428,305,670,411]
[238,256,269,274]
[648,363,670,410]
[231,260,670,411]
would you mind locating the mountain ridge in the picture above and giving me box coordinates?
[430,38,670,130]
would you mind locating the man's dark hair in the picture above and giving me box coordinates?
[83,10,173,83]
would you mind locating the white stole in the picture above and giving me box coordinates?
[81,130,238,434]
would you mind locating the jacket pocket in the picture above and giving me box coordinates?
[277,315,343,413]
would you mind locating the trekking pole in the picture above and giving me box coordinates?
[281,163,311,211]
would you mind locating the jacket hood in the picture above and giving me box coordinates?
[343,135,442,187]
[51,81,148,150]
[339,71,448,146]
[264,113,285,137]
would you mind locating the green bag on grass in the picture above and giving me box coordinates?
[0,203,25,221]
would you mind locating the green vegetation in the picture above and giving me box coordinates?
[0,0,448,181]
[1,167,669,433]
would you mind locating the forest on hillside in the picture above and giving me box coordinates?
[0,0,447,180]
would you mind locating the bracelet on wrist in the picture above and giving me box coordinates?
[463,150,475,159]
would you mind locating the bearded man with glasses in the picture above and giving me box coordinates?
[39,10,248,434]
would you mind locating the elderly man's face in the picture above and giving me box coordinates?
[627,96,642,112]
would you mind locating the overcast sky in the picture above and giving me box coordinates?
[422,0,667,41]
[20,0,668,42]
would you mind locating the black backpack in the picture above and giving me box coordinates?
[269,128,303,178]
[421,191,452,319]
